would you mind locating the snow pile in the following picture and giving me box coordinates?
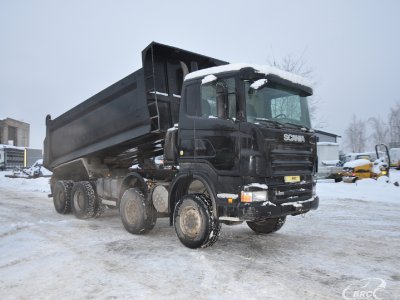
[0,171,50,193]
[372,158,388,174]
[319,170,400,202]
[343,159,371,168]
[377,176,390,183]
[321,160,339,166]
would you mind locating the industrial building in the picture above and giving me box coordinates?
[314,129,341,143]
[0,118,30,147]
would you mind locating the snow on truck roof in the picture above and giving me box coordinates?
[184,63,313,89]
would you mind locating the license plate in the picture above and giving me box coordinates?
[284,175,300,183]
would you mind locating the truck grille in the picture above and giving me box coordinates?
[272,182,313,204]
[270,143,314,176]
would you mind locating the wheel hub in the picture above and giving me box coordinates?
[124,199,141,224]
[56,190,64,206]
[74,191,85,211]
[180,206,202,239]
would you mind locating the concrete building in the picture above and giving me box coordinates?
[389,142,400,148]
[0,118,30,147]
[314,129,341,143]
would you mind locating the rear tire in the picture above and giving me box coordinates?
[53,180,73,214]
[174,193,221,249]
[89,181,105,218]
[119,188,157,234]
[71,181,96,219]
[247,216,286,234]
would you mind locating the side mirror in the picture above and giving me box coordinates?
[215,81,228,119]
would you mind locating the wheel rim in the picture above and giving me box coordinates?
[180,205,202,239]
[74,190,85,211]
[55,189,64,207]
[124,199,141,224]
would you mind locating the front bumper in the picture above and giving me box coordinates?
[342,176,357,183]
[219,196,319,222]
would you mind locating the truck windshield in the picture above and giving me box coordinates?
[244,81,311,128]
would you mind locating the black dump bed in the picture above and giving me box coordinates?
[44,42,227,170]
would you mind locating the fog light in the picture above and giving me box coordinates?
[241,191,252,202]
[381,171,387,175]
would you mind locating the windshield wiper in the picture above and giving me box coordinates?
[255,118,283,128]
[255,118,311,131]
[282,122,310,131]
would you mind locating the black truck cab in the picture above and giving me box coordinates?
[169,64,318,226]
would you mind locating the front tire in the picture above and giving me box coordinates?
[53,180,73,214]
[247,216,286,234]
[71,181,96,219]
[174,194,221,249]
[119,188,157,234]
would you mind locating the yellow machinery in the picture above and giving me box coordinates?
[341,144,390,183]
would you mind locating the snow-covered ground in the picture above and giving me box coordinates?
[0,171,399,299]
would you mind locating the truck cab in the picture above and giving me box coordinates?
[167,64,318,237]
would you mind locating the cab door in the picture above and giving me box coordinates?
[179,76,240,174]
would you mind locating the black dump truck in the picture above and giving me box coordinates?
[44,42,319,248]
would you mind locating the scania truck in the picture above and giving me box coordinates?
[44,42,319,248]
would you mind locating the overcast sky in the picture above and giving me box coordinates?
[1,0,399,149]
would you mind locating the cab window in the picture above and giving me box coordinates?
[200,77,236,120]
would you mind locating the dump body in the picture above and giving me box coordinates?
[44,42,227,170]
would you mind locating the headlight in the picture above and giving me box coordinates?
[241,190,268,202]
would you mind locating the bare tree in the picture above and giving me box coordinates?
[270,54,313,78]
[269,54,325,128]
[368,116,389,146]
[345,115,367,153]
[389,102,400,144]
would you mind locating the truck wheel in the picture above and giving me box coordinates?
[247,216,286,234]
[71,181,96,219]
[174,193,221,249]
[53,180,73,214]
[89,181,105,218]
[120,188,157,234]
[94,202,106,218]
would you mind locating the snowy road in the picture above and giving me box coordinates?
[0,172,399,299]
